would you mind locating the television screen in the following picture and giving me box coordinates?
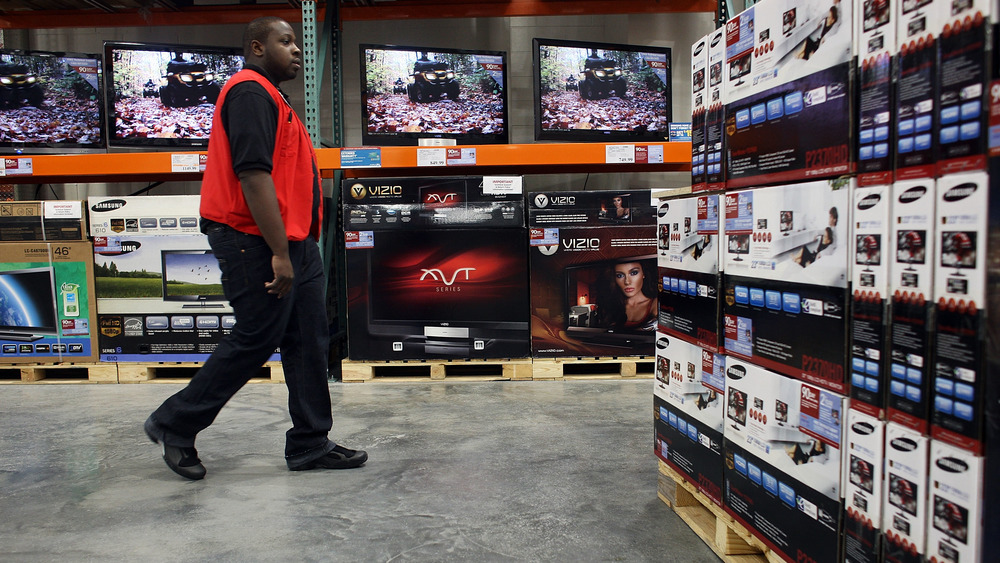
[533,38,672,142]
[728,233,750,259]
[932,495,969,544]
[896,230,926,265]
[597,193,635,223]
[856,234,881,267]
[160,250,224,303]
[850,455,875,493]
[0,268,58,340]
[359,44,508,146]
[940,231,976,270]
[0,50,104,152]
[780,211,793,234]
[104,41,244,148]
[864,0,892,32]
[728,387,747,426]
[729,51,752,85]
[888,473,919,516]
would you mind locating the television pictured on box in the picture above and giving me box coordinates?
[160,250,225,307]
[932,495,969,544]
[533,38,672,142]
[856,234,881,271]
[896,230,926,269]
[0,50,104,153]
[728,233,750,261]
[0,267,58,341]
[940,231,976,275]
[563,255,657,346]
[780,211,794,235]
[728,386,747,429]
[359,44,508,146]
[597,193,634,223]
[103,41,244,149]
[729,51,752,87]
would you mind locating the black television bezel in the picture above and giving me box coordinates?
[358,43,510,147]
[0,267,59,338]
[159,249,225,303]
[0,49,106,154]
[532,37,673,143]
[103,41,244,150]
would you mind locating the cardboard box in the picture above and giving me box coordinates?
[657,194,721,351]
[882,423,929,563]
[653,332,725,504]
[926,441,983,563]
[691,34,709,191]
[855,0,897,186]
[88,195,202,236]
[723,356,846,563]
[704,27,727,191]
[888,179,936,432]
[344,176,529,361]
[931,171,988,453]
[0,241,97,363]
[724,0,854,188]
[722,180,851,393]
[894,0,945,180]
[843,408,886,563]
[528,189,656,358]
[0,201,86,241]
[850,184,893,417]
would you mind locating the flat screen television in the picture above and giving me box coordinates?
[940,231,976,275]
[888,472,919,516]
[533,38,672,142]
[864,0,892,32]
[563,255,657,346]
[728,386,747,429]
[359,44,508,146]
[0,50,104,153]
[160,250,225,306]
[780,211,793,235]
[729,51,752,87]
[103,41,244,149]
[856,234,881,271]
[932,495,969,544]
[896,230,926,269]
[0,267,59,341]
[729,233,750,261]
[597,192,634,223]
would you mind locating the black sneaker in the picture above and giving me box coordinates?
[144,416,206,481]
[289,445,368,471]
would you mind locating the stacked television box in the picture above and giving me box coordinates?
[691,36,708,190]
[87,195,277,363]
[855,0,896,186]
[528,189,657,358]
[343,176,528,361]
[704,27,727,192]
[0,200,98,364]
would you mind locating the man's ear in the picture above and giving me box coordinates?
[251,39,266,58]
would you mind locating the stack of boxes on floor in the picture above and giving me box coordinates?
[0,201,97,364]
[658,0,997,561]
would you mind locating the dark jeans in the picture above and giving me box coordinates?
[150,221,335,465]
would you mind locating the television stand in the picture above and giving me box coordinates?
[0,332,43,342]
[181,303,226,309]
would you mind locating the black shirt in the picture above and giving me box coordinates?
[220,64,286,175]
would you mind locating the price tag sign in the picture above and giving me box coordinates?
[340,148,382,168]
[646,144,664,164]
[170,153,200,173]
[417,148,447,167]
[2,157,33,176]
[605,144,635,164]
[446,147,477,166]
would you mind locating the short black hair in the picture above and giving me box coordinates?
[243,16,284,58]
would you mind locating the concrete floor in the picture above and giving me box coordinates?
[0,380,718,562]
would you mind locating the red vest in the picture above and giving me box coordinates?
[199,69,320,241]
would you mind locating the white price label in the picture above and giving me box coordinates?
[605,144,635,164]
[3,157,33,176]
[170,153,200,173]
[416,148,447,167]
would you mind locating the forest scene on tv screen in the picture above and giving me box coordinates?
[363,48,505,136]
[0,53,102,146]
[110,49,243,140]
[538,44,670,133]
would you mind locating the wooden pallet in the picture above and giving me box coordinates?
[658,460,780,563]
[0,362,118,384]
[341,358,532,383]
[530,356,655,380]
[117,361,284,384]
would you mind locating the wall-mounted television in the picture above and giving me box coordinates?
[0,50,104,153]
[160,250,225,306]
[533,38,672,142]
[359,44,508,146]
[103,41,244,149]
[0,267,59,341]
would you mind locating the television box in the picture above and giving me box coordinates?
[653,332,725,504]
[0,241,97,364]
[691,35,709,191]
[894,0,945,180]
[0,201,86,241]
[704,27,727,191]
[850,184,892,417]
[532,38,672,143]
[926,441,983,563]
[359,44,508,146]
[935,0,991,175]
[92,234,247,363]
[723,0,854,188]
[843,409,886,563]
[343,176,528,361]
[88,195,201,237]
[722,180,851,393]
[0,50,104,153]
[855,0,897,186]
[528,190,657,358]
[103,41,244,149]
[657,194,721,351]
[882,423,930,563]
[931,172,988,453]
[723,356,846,563]
[887,179,936,433]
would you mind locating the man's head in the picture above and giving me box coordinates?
[243,16,302,83]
